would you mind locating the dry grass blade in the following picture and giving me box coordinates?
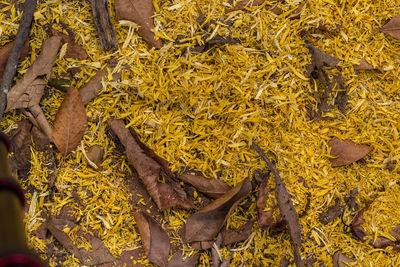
[252,141,304,267]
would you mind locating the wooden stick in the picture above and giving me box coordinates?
[252,141,304,267]
[90,0,118,50]
[0,0,36,121]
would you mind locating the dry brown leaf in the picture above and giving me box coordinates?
[332,252,355,267]
[252,142,304,267]
[178,174,231,198]
[221,220,253,245]
[378,15,400,40]
[6,36,61,112]
[51,28,88,60]
[46,217,115,265]
[318,198,343,225]
[99,249,144,267]
[167,250,199,267]
[52,87,87,155]
[85,145,104,169]
[184,177,251,242]
[8,120,32,178]
[79,63,120,105]
[114,0,163,48]
[351,209,400,250]
[289,2,305,20]
[329,137,372,167]
[354,58,382,72]
[256,171,275,231]
[134,211,170,267]
[110,119,192,210]
[0,40,29,84]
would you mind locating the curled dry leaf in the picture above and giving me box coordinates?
[329,137,372,167]
[115,0,163,48]
[6,36,61,112]
[252,142,304,267]
[52,87,87,155]
[167,250,200,267]
[79,63,120,105]
[110,119,192,210]
[332,252,355,267]
[0,40,29,84]
[134,211,170,267]
[51,28,88,60]
[351,209,400,250]
[178,174,231,198]
[46,217,115,265]
[184,177,252,243]
[378,15,400,40]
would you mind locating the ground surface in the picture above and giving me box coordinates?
[1,0,400,266]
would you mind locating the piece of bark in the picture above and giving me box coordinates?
[252,142,304,267]
[178,174,231,198]
[332,252,355,267]
[51,28,88,60]
[378,15,400,40]
[52,87,87,155]
[90,0,118,50]
[318,198,343,225]
[329,137,372,167]
[0,0,36,121]
[115,0,163,48]
[221,220,253,245]
[46,217,115,265]
[167,250,199,267]
[79,63,120,105]
[0,40,29,84]
[110,119,192,210]
[133,211,170,267]
[184,177,252,243]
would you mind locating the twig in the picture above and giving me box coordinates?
[251,141,304,267]
[0,0,36,121]
[90,0,118,50]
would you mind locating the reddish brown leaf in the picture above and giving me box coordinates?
[329,137,372,167]
[256,171,275,231]
[167,250,199,267]
[184,177,252,242]
[134,211,170,267]
[46,217,115,265]
[378,15,400,40]
[354,58,382,72]
[178,174,231,198]
[221,220,253,245]
[9,120,32,178]
[110,119,192,210]
[289,2,305,20]
[114,0,163,48]
[52,87,87,155]
[332,252,355,267]
[0,40,29,84]
[51,28,88,60]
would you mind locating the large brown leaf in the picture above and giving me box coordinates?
[114,0,162,48]
[46,217,115,265]
[329,137,372,167]
[184,177,252,242]
[0,40,29,84]
[52,87,87,155]
[178,174,231,198]
[6,36,61,112]
[110,119,192,210]
[167,250,199,267]
[378,15,400,40]
[134,211,170,267]
[51,28,88,60]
